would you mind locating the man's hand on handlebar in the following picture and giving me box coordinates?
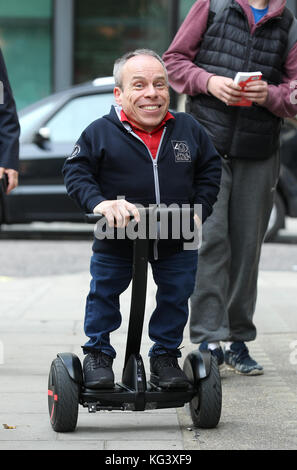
[93,199,140,228]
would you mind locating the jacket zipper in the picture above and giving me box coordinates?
[128,127,167,260]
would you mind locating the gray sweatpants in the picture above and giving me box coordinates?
[190,154,280,344]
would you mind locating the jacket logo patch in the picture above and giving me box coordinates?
[68,144,81,160]
[171,141,191,162]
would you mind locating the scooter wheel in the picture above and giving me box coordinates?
[189,356,222,429]
[48,357,79,432]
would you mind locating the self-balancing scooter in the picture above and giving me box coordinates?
[48,207,222,432]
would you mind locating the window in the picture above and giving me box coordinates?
[45,93,115,142]
[0,0,52,109]
[74,0,170,84]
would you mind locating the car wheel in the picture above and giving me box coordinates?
[265,191,285,242]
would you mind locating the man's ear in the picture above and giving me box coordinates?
[114,87,122,105]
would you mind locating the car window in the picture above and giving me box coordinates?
[45,93,115,142]
[19,101,57,139]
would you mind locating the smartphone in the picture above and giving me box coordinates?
[0,173,8,195]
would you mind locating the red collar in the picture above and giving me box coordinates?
[120,109,174,134]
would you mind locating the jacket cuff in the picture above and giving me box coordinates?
[87,196,106,213]
[201,72,215,95]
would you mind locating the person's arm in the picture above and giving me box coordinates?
[163,0,242,103]
[62,131,106,213]
[62,131,140,227]
[248,42,297,118]
[0,49,20,194]
[163,0,213,96]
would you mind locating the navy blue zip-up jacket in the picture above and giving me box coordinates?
[63,106,221,258]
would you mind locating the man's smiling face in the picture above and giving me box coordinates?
[114,54,170,132]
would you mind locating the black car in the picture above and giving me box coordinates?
[0,80,296,240]
[0,77,115,225]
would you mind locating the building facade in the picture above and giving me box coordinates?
[0,0,296,110]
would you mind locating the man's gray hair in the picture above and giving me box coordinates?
[113,49,168,89]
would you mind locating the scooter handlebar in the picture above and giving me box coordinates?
[85,207,194,223]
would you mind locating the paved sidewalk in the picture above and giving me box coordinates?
[0,267,297,450]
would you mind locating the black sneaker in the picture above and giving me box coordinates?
[150,354,190,390]
[224,342,264,376]
[83,351,115,389]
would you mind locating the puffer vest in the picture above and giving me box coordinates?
[186,0,293,159]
